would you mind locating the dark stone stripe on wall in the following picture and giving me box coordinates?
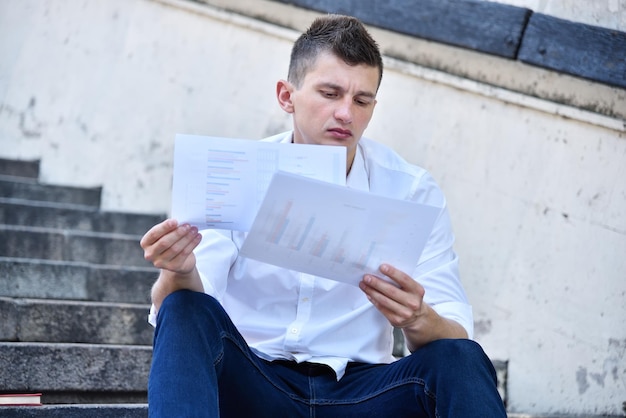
[275,0,531,58]
[270,0,626,89]
[518,13,626,89]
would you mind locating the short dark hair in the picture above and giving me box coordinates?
[288,15,383,89]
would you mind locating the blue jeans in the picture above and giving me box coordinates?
[148,290,507,417]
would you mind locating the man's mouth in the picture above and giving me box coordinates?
[328,128,352,139]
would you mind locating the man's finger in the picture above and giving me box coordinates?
[359,276,420,327]
[163,226,201,261]
[140,219,178,249]
[149,224,199,262]
[379,264,415,289]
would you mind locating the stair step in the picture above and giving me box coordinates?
[0,197,164,235]
[0,176,101,207]
[0,408,615,418]
[0,342,151,394]
[507,415,621,418]
[0,297,152,345]
[0,257,155,303]
[0,225,150,267]
[0,158,40,179]
[0,404,147,418]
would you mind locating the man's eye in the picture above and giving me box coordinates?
[321,91,337,98]
[355,99,371,106]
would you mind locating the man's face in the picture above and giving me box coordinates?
[278,52,379,171]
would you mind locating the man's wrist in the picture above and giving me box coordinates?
[151,267,203,309]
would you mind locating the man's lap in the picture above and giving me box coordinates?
[152,290,502,418]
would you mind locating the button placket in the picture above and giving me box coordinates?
[283,273,315,351]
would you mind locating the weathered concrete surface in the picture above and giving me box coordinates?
[0,225,150,267]
[0,197,164,234]
[0,342,151,392]
[0,257,155,303]
[495,0,625,31]
[0,297,152,345]
[0,404,148,418]
[0,157,39,178]
[0,176,102,207]
[0,165,155,405]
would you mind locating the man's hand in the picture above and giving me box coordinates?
[359,264,467,351]
[140,219,204,309]
[140,219,201,274]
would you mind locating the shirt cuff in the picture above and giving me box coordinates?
[148,304,157,328]
[431,302,474,339]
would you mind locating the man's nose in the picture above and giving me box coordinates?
[334,100,353,124]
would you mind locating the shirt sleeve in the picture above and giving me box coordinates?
[194,228,240,301]
[410,172,474,339]
[147,228,238,327]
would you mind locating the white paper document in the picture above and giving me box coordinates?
[171,135,346,231]
[240,171,441,286]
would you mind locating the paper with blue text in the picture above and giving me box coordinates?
[171,135,346,231]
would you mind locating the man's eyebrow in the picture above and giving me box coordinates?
[317,82,376,98]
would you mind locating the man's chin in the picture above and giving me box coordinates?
[321,136,354,147]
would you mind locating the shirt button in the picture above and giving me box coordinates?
[302,297,309,303]
[291,328,298,334]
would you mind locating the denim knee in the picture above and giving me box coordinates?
[158,289,223,322]
[160,289,215,311]
[409,339,496,382]
[431,339,490,362]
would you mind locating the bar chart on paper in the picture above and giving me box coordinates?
[171,135,346,231]
[265,201,378,270]
[240,172,441,286]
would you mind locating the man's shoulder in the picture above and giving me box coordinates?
[360,137,445,205]
[359,137,424,177]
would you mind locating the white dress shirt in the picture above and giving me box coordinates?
[149,131,472,380]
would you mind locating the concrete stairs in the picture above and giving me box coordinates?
[0,158,163,417]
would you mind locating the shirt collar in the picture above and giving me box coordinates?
[346,144,369,192]
[281,131,368,191]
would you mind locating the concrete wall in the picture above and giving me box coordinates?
[0,0,624,414]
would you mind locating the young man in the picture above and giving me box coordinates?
[141,14,507,417]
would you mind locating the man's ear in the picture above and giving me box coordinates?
[276,79,295,114]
